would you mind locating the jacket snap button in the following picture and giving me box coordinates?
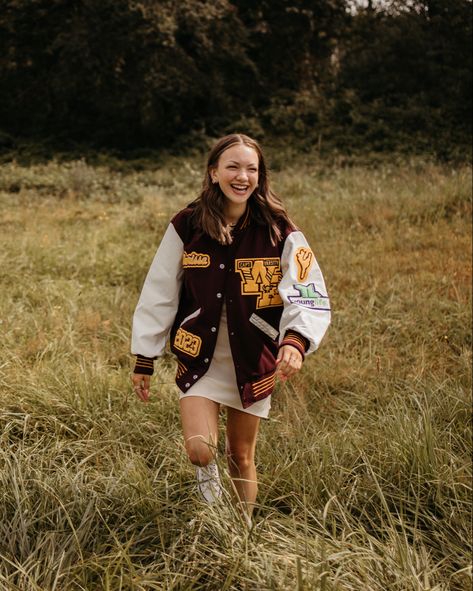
[193,375,198,379]
[219,263,225,269]
[211,327,217,332]
[204,358,209,363]
[216,293,222,298]
[185,383,190,388]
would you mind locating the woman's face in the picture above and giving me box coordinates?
[211,144,259,207]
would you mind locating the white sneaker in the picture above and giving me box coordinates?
[196,462,223,504]
[242,511,253,529]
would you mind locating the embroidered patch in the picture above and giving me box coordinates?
[182,251,210,268]
[295,247,314,282]
[288,283,331,311]
[174,328,202,357]
[235,258,283,309]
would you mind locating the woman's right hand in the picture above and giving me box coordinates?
[132,373,151,402]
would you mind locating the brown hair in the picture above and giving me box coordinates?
[190,134,295,245]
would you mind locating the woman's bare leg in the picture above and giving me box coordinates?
[180,396,223,503]
[179,396,220,466]
[225,407,260,518]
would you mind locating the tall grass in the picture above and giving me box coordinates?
[0,155,471,590]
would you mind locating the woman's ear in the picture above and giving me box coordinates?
[210,168,218,184]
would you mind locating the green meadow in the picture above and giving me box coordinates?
[0,154,471,590]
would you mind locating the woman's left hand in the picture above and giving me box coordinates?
[275,345,303,380]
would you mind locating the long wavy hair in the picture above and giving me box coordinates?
[190,134,295,245]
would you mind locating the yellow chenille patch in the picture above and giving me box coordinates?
[235,258,283,308]
[182,251,210,268]
[174,328,202,357]
[294,247,314,281]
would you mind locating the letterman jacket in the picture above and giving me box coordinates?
[131,206,331,408]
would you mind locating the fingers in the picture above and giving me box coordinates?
[132,373,151,403]
[275,345,303,380]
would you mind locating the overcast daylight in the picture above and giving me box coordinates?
[0,1,471,589]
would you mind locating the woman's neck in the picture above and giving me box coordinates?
[223,202,247,226]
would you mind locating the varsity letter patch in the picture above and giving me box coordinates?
[235,258,283,308]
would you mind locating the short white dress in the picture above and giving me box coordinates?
[179,303,272,419]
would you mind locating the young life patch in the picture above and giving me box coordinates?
[288,283,331,311]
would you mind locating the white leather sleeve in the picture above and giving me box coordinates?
[278,231,331,354]
[131,223,184,358]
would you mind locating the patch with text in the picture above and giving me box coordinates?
[182,251,210,268]
[235,258,283,309]
[288,283,330,311]
[174,328,202,357]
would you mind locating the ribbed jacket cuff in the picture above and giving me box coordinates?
[280,330,309,359]
[134,354,155,375]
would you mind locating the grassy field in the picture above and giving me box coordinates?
[0,153,471,590]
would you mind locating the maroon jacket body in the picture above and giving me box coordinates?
[132,206,331,408]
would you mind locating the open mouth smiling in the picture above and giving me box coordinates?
[231,184,250,194]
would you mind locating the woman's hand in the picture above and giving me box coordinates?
[132,373,151,402]
[275,345,303,380]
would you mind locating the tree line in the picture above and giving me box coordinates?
[0,0,471,156]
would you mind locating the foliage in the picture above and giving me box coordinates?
[333,0,472,156]
[0,0,471,156]
[0,0,254,144]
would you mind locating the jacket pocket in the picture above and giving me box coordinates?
[179,308,201,327]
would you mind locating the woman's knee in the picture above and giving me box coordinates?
[186,437,215,467]
[226,446,255,472]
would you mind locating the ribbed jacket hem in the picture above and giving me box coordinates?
[134,354,155,375]
[280,330,309,359]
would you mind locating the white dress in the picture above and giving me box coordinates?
[179,303,272,419]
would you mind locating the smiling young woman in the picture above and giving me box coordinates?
[131,133,331,525]
[210,144,259,219]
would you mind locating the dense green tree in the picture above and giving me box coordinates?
[0,0,255,144]
[334,0,472,152]
[233,0,347,92]
[0,0,470,154]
